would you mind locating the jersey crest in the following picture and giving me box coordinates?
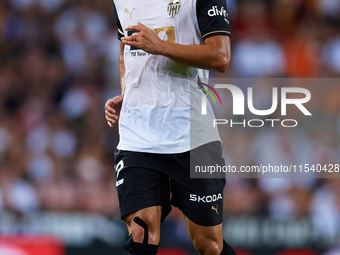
[167,0,181,17]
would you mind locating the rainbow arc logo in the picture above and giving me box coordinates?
[197,77,222,106]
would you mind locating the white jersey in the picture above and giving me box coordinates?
[112,0,230,153]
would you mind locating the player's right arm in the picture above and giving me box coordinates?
[105,42,125,128]
[122,0,231,73]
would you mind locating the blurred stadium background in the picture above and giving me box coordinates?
[0,0,340,254]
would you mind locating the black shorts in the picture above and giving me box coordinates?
[114,141,226,226]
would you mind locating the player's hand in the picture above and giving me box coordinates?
[105,95,123,128]
[122,22,164,55]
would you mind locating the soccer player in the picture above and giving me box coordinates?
[105,0,234,254]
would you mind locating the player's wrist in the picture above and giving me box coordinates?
[158,40,171,56]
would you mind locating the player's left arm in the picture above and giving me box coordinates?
[122,25,230,73]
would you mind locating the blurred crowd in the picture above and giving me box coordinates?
[0,0,121,217]
[0,0,340,246]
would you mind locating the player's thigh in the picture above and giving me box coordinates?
[124,205,162,245]
[114,149,172,222]
[169,142,226,227]
[185,216,223,255]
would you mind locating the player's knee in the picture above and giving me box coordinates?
[193,238,222,255]
[148,230,159,245]
[130,217,159,245]
[124,217,159,255]
[130,223,145,243]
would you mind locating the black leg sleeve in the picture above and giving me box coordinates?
[220,240,237,255]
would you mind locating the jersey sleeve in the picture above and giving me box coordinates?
[196,0,231,40]
[112,2,124,40]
